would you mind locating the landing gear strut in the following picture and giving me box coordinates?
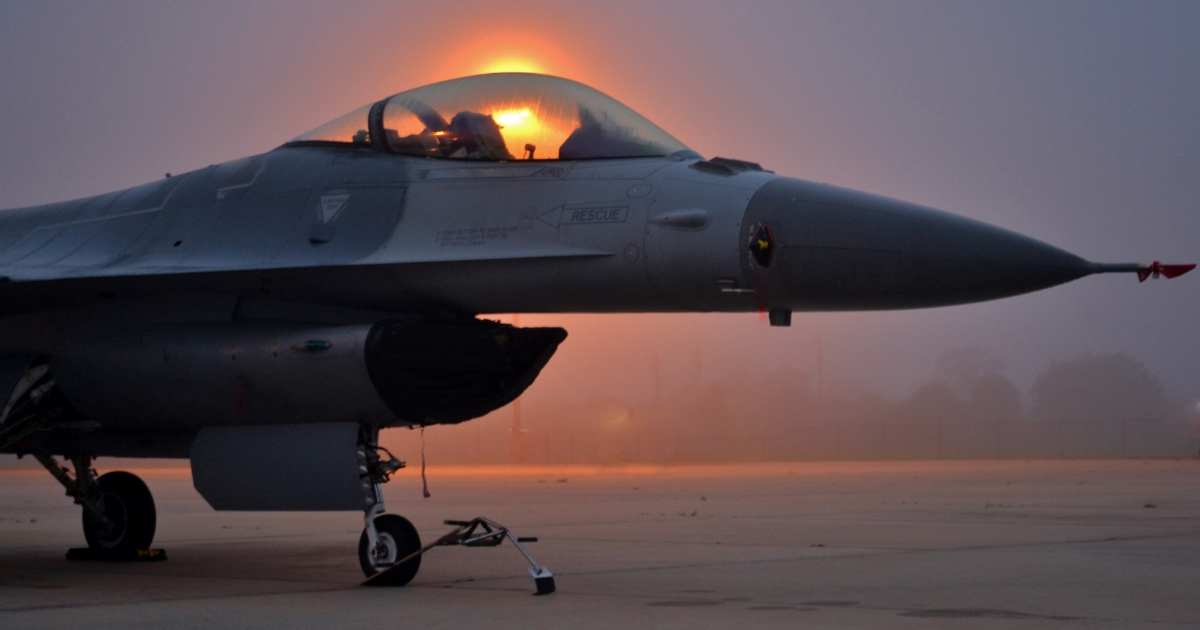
[0,361,161,559]
[37,453,159,558]
[356,428,418,585]
[352,428,554,593]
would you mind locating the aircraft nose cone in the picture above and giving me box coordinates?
[742,177,1093,310]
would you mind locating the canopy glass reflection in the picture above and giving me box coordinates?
[291,73,689,161]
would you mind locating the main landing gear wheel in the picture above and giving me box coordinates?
[359,514,421,586]
[82,471,157,554]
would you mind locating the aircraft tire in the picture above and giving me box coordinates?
[82,471,157,554]
[358,514,421,585]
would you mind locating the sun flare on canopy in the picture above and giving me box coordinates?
[291,73,689,161]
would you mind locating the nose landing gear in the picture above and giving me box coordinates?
[356,431,420,584]
[354,429,553,593]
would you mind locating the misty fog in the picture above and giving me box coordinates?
[387,344,1198,464]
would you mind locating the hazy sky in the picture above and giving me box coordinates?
[0,1,1196,404]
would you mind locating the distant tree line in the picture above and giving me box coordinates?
[402,352,1198,463]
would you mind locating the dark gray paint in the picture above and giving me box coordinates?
[50,321,390,430]
[0,353,35,408]
[741,178,1095,311]
[0,147,1104,320]
[190,422,363,511]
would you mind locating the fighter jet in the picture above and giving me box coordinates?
[0,73,1191,585]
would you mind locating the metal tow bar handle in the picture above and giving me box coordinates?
[362,517,555,594]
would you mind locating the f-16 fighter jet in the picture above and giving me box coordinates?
[0,73,1190,585]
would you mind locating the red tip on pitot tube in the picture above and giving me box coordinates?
[1137,261,1197,282]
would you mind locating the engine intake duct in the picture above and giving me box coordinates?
[365,318,567,425]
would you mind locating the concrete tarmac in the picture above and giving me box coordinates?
[1,460,1198,629]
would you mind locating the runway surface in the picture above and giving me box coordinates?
[1,459,1198,629]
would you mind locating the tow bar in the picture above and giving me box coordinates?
[363,517,555,595]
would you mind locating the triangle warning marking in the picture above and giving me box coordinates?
[319,194,350,224]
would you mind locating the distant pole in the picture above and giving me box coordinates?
[508,313,528,463]
[632,408,641,463]
[816,335,824,399]
[653,352,661,403]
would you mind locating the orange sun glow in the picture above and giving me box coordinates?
[477,58,546,75]
[430,33,582,84]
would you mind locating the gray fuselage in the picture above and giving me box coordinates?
[0,146,1095,317]
[0,146,1098,445]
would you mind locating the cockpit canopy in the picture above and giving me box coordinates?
[289,73,689,161]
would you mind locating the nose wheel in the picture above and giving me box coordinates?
[358,513,422,585]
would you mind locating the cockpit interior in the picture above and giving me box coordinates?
[287,73,689,161]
